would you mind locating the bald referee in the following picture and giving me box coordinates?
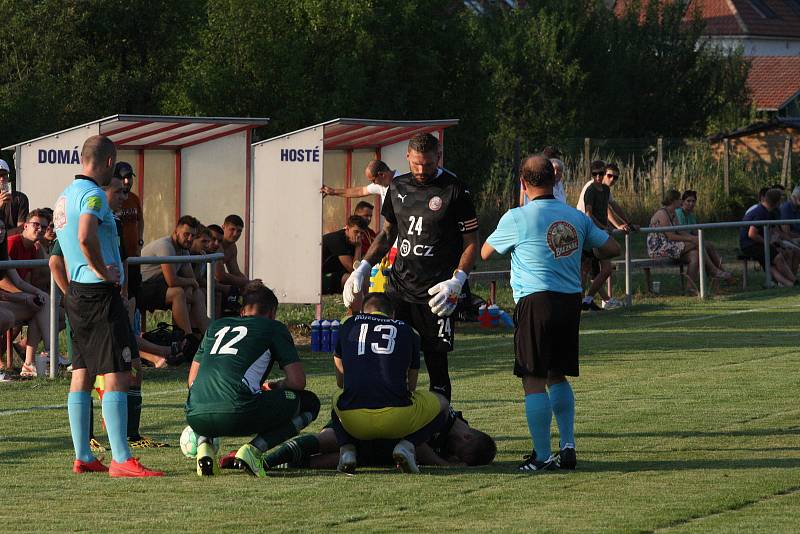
[54,135,162,477]
[481,155,620,472]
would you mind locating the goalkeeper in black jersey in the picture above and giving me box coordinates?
[343,133,479,401]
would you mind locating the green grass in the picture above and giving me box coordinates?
[2,290,800,532]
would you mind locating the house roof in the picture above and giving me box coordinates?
[746,56,800,110]
[613,0,800,39]
[708,116,800,141]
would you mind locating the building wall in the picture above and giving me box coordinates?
[704,36,800,56]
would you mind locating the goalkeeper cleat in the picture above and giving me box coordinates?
[109,457,164,478]
[72,458,109,474]
[196,442,216,477]
[337,444,357,475]
[233,444,266,478]
[518,452,557,473]
[392,440,419,474]
[557,445,577,470]
[219,449,239,470]
[129,435,170,448]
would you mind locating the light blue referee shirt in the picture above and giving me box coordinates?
[486,196,609,302]
[53,175,124,285]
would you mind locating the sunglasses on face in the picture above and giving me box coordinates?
[605,173,619,179]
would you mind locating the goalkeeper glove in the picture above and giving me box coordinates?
[342,260,372,308]
[427,270,468,317]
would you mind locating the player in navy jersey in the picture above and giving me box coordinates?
[342,133,479,402]
[331,293,449,474]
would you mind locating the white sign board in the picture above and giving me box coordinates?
[251,127,323,303]
[17,123,100,209]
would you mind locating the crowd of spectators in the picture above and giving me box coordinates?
[0,158,253,379]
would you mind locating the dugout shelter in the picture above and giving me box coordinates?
[3,114,269,272]
[250,117,459,304]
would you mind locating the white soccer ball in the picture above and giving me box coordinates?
[180,426,219,458]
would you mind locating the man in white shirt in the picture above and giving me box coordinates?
[320,160,397,203]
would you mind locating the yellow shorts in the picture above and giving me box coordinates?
[335,391,441,441]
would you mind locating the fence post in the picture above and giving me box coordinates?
[624,233,632,306]
[763,225,773,288]
[206,260,215,321]
[584,138,590,181]
[49,272,59,379]
[723,138,730,197]
[698,229,706,299]
[782,135,792,187]
[657,137,664,199]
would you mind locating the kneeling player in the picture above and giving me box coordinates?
[331,293,448,474]
[250,407,496,470]
[185,281,320,477]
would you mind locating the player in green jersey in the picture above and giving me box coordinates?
[185,281,320,477]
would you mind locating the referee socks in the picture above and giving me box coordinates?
[524,392,552,462]
[102,391,132,463]
[67,391,94,463]
[548,381,575,449]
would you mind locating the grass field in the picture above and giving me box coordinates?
[2,289,799,533]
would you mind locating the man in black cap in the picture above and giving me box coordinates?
[114,162,144,300]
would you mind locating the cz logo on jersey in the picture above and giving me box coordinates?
[399,239,434,257]
[546,221,578,258]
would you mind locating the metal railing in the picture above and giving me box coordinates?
[470,218,800,305]
[0,253,223,379]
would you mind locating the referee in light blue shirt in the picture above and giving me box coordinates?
[481,155,620,473]
[54,135,162,478]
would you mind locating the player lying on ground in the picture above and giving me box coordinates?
[219,406,496,470]
[185,281,320,477]
[329,293,450,474]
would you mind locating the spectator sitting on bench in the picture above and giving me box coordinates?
[779,186,800,239]
[140,215,208,338]
[191,224,212,289]
[0,159,29,237]
[321,215,367,300]
[675,190,730,280]
[353,201,377,257]
[215,214,249,291]
[740,188,797,287]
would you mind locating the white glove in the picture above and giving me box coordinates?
[427,270,468,317]
[343,260,372,308]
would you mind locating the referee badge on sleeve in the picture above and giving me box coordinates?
[547,221,578,258]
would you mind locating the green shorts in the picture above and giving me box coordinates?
[186,389,300,438]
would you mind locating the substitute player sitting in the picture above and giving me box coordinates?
[331,293,449,474]
[185,281,320,477]
[482,155,620,472]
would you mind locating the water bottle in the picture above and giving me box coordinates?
[369,265,379,291]
[498,309,514,328]
[488,304,500,327]
[321,320,331,353]
[310,320,321,352]
[330,320,340,353]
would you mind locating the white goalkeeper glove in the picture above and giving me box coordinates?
[427,270,468,317]
[342,260,372,308]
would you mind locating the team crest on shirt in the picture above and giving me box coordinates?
[428,196,443,211]
[546,221,578,258]
[53,196,67,230]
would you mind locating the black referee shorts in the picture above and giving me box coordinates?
[66,281,134,376]
[513,291,581,378]
[389,296,454,353]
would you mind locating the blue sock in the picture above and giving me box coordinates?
[549,381,576,449]
[67,391,94,463]
[524,392,552,462]
[102,391,132,463]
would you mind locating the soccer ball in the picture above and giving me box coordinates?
[179,426,220,458]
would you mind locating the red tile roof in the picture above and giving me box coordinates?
[747,56,800,110]
[614,0,800,38]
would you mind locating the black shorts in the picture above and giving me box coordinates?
[127,264,142,301]
[139,275,169,311]
[322,271,345,295]
[513,291,581,378]
[389,294,454,353]
[741,243,779,269]
[65,282,134,375]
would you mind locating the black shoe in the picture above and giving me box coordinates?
[581,300,602,311]
[557,446,576,470]
[518,452,557,472]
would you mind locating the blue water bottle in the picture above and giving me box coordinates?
[310,320,321,352]
[498,309,514,328]
[321,320,331,353]
[330,320,340,353]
